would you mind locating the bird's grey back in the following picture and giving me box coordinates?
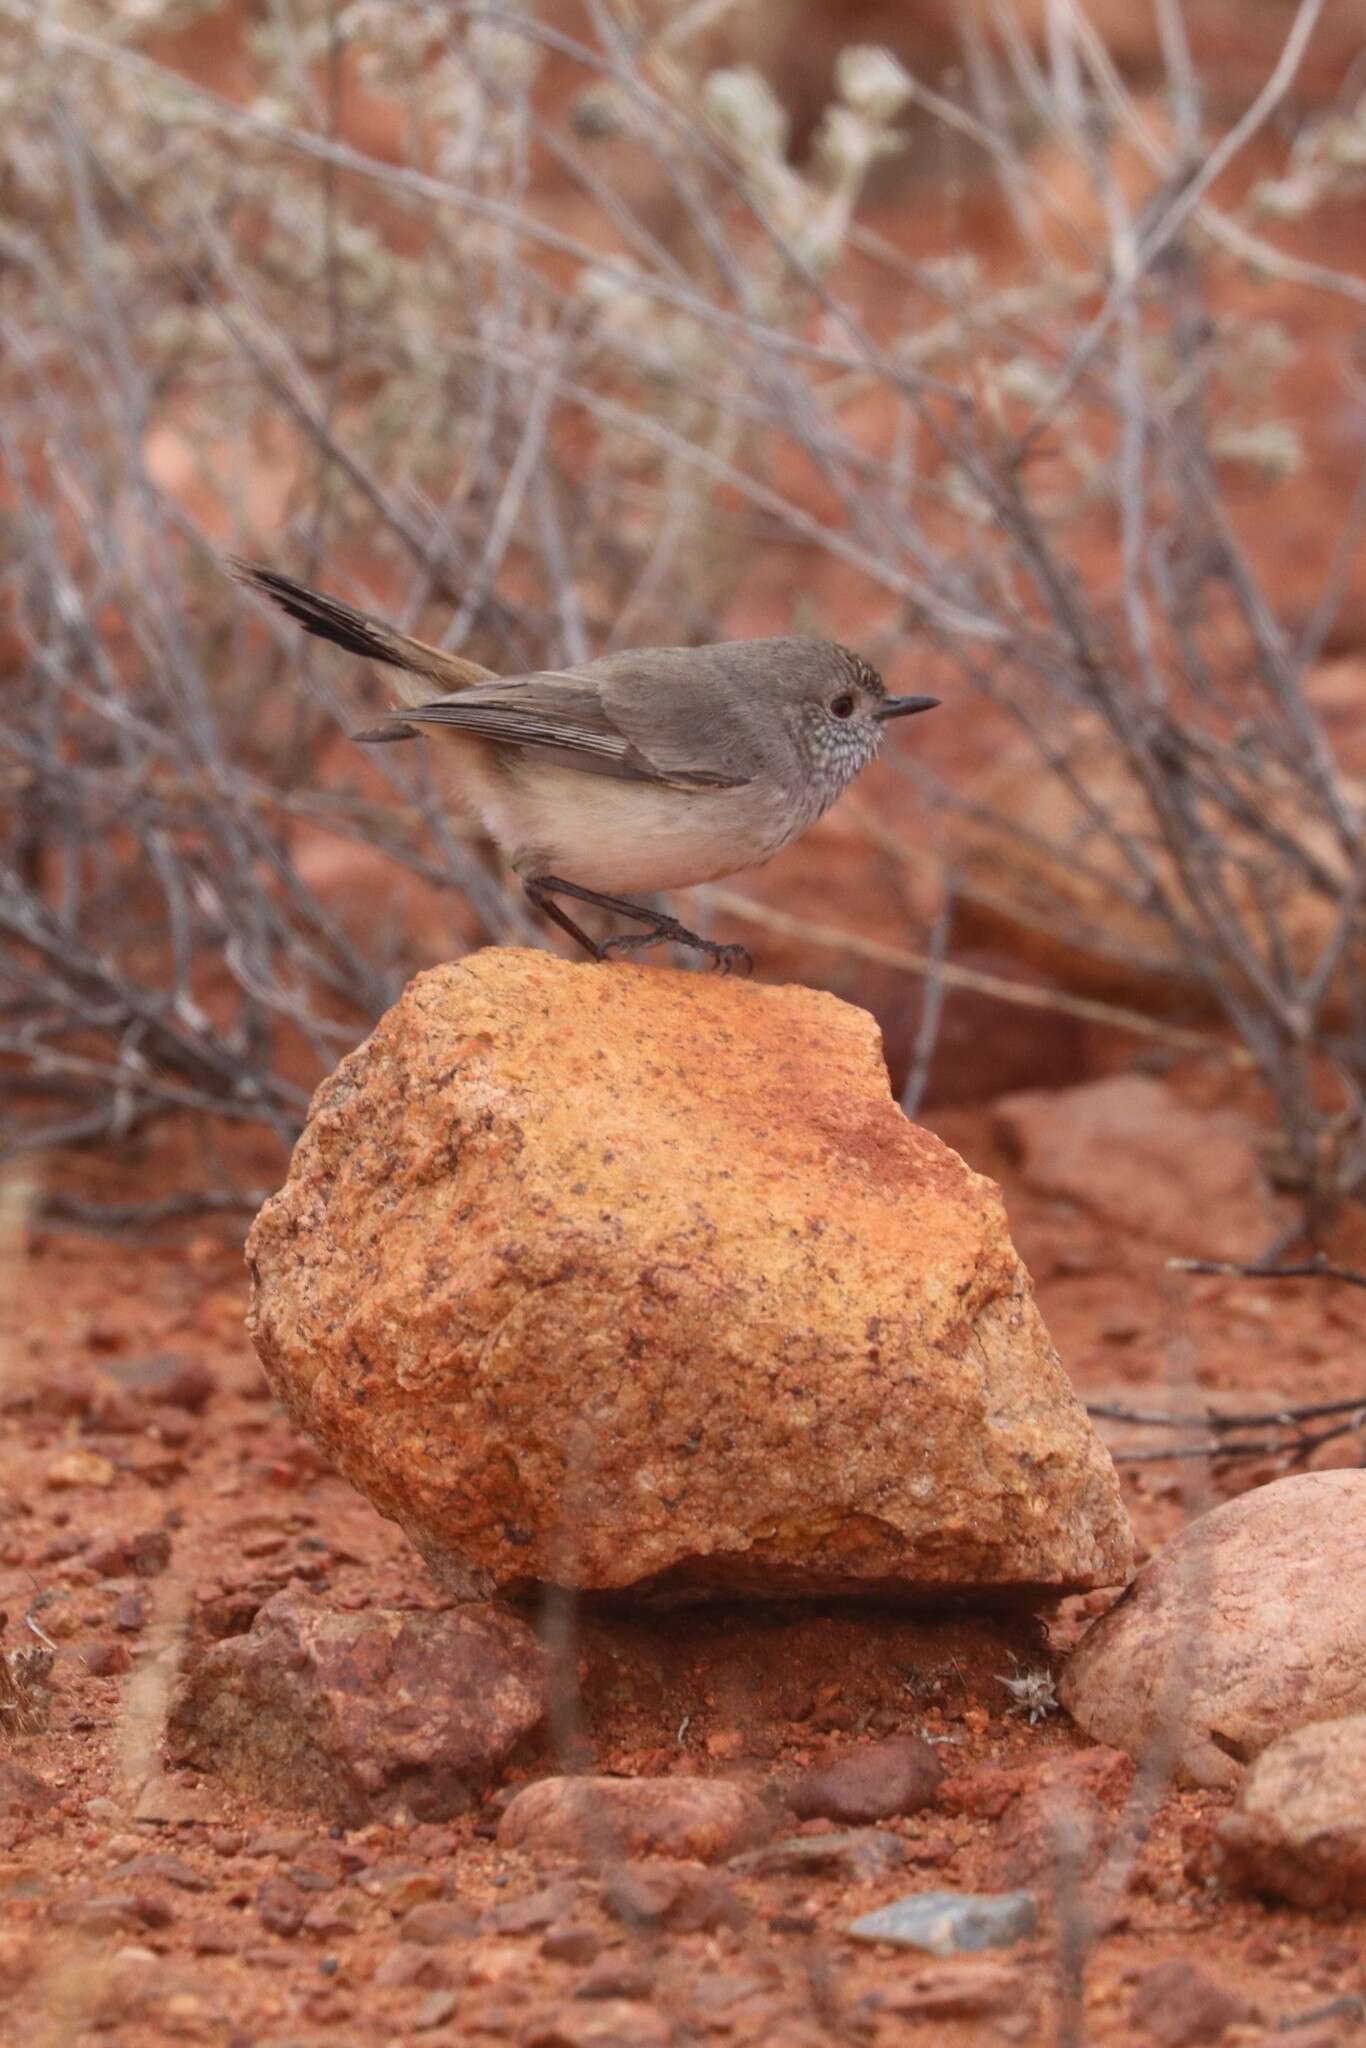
[579,637,848,786]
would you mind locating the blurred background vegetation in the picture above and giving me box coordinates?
[2,0,1365,1228]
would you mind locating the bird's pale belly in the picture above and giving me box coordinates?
[536,778,795,893]
[457,753,799,893]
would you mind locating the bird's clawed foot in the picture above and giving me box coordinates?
[600,928,752,974]
[526,876,751,973]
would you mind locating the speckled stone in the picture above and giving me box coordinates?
[1061,1471,1366,1789]
[247,949,1131,1602]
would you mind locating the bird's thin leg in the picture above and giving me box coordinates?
[531,875,751,974]
[523,879,604,962]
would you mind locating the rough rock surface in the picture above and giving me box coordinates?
[247,949,1131,1602]
[498,1776,772,1864]
[167,1591,545,1824]
[1216,1715,1366,1908]
[1060,1471,1366,1788]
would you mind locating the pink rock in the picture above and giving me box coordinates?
[1217,1715,1366,1908]
[994,1074,1280,1257]
[499,1775,772,1864]
[1061,1471,1366,1788]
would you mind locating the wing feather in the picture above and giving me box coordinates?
[402,678,747,790]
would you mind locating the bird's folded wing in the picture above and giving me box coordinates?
[401,676,747,790]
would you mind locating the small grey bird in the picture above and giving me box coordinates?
[232,562,938,969]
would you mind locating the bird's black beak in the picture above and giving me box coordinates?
[877,694,940,722]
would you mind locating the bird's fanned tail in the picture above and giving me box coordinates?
[227,559,496,711]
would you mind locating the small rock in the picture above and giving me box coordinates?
[381,1870,444,1916]
[1217,1716,1366,1908]
[401,1901,478,1947]
[84,1639,132,1677]
[112,1592,147,1633]
[107,1354,216,1412]
[600,1860,746,1934]
[246,1828,309,1859]
[522,2004,669,2048]
[848,1890,1038,1956]
[403,1823,459,1859]
[46,1450,116,1491]
[167,1591,545,1824]
[84,1528,171,1579]
[257,1877,306,1937]
[198,1588,263,1640]
[498,1775,770,1864]
[131,1773,225,1826]
[0,1931,36,1994]
[1275,2026,1354,2048]
[0,1761,55,1816]
[575,1958,654,2000]
[122,1853,208,1892]
[464,1939,531,1990]
[542,1926,601,1966]
[414,1988,460,2031]
[784,1736,942,1825]
[1129,1959,1252,2047]
[50,1891,173,1934]
[118,1441,186,1487]
[988,1750,1133,1888]
[302,1901,359,1939]
[190,1922,240,1956]
[689,1972,774,2017]
[862,1959,1024,2020]
[1061,1471,1366,1788]
[372,1943,450,1989]
[732,1829,906,1883]
[484,1880,577,1934]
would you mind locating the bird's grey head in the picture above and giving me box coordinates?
[784,644,939,805]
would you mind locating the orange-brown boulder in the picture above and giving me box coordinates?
[247,949,1131,1602]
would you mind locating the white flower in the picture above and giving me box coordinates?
[1211,422,1304,480]
[816,103,901,188]
[1251,174,1317,220]
[997,1666,1059,1725]
[835,43,913,124]
[702,66,789,164]
[995,358,1059,408]
[468,17,541,93]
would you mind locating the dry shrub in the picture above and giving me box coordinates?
[0,0,1363,1224]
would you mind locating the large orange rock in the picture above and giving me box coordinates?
[247,950,1131,1602]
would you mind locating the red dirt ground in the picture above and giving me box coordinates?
[2,1055,1364,2047]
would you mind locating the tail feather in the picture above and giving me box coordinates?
[227,559,497,709]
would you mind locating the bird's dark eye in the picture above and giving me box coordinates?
[830,693,855,719]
